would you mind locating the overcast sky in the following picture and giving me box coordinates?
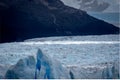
[61,0,120,13]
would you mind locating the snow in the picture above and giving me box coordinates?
[0,35,119,79]
[25,35,119,41]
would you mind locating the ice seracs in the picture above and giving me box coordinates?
[5,49,70,79]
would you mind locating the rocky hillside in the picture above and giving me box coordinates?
[0,0,119,42]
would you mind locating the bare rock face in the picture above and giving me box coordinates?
[5,49,70,79]
[0,0,119,43]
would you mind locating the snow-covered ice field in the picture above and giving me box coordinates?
[0,35,119,79]
[25,34,119,41]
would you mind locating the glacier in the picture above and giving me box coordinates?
[0,35,119,79]
[5,49,70,79]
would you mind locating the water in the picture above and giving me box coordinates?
[88,12,120,27]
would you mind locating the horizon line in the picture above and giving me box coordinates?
[20,41,120,45]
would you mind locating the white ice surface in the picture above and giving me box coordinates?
[0,35,119,79]
[0,35,119,66]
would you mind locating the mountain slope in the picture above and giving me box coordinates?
[0,0,119,42]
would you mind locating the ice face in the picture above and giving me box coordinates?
[5,49,70,79]
[0,35,119,79]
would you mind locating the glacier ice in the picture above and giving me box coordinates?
[0,40,119,79]
[5,49,70,79]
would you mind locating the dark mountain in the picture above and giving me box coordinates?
[0,0,119,43]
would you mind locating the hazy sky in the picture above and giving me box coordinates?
[61,0,120,13]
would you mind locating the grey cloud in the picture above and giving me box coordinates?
[61,0,119,12]
[77,0,110,12]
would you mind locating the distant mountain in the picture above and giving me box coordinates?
[61,0,120,13]
[0,0,119,43]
